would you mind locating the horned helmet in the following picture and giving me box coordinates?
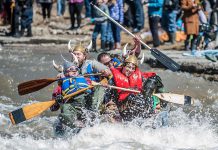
[122,43,145,66]
[68,40,92,54]
[52,53,79,73]
[124,55,139,66]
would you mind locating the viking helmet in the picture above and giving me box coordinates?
[63,60,78,73]
[124,55,138,66]
[68,40,92,54]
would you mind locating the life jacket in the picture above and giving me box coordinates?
[111,67,143,101]
[61,76,91,96]
[111,57,122,68]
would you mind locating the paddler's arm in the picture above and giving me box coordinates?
[91,60,112,77]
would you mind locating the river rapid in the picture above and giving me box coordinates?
[0,45,218,150]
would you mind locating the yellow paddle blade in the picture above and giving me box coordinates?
[9,100,55,125]
[9,85,95,125]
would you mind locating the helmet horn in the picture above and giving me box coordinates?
[53,60,63,73]
[71,53,79,66]
[68,40,73,52]
[86,40,92,52]
[122,43,128,57]
[140,53,145,64]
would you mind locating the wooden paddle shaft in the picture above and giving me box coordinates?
[106,85,140,93]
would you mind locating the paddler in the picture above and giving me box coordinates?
[103,54,168,126]
[68,41,113,113]
[50,59,93,135]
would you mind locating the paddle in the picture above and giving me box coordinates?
[153,93,194,105]
[9,86,94,125]
[90,3,180,72]
[92,81,193,105]
[18,73,102,95]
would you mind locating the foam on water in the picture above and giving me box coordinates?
[0,102,218,150]
[0,118,218,150]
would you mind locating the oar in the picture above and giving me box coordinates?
[9,86,94,125]
[93,81,193,105]
[18,73,102,95]
[153,93,194,105]
[90,3,180,72]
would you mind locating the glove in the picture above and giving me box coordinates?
[55,94,64,105]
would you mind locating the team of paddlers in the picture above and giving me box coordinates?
[50,36,169,135]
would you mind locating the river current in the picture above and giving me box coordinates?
[0,45,218,150]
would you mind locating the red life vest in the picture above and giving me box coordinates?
[111,67,157,102]
[111,67,143,101]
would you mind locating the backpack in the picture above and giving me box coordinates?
[164,0,179,9]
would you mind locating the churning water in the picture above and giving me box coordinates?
[0,45,218,150]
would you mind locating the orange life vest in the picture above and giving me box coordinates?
[111,67,143,101]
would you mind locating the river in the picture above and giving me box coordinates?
[0,45,218,150]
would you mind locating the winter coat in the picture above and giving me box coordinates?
[181,0,201,35]
[148,0,164,17]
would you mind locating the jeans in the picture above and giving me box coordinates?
[162,10,178,33]
[84,0,96,17]
[57,0,66,16]
[106,22,114,43]
[92,23,107,42]
[128,0,144,29]
[21,7,33,29]
[111,21,121,43]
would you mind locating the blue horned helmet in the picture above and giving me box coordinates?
[63,55,79,74]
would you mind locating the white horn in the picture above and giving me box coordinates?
[53,60,63,73]
[71,53,79,66]
[68,40,73,52]
[86,40,92,52]
[140,53,145,64]
[122,43,128,57]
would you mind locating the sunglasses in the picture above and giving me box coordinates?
[103,60,113,66]
[65,67,79,73]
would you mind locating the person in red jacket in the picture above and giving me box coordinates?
[104,54,166,123]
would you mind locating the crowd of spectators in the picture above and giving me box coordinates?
[0,0,217,51]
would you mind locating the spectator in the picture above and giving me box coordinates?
[20,0,33,37]
[181,0,201,51]
[108,0,123,50]
[125,0,144,33]
[84,0,96,18]
[209,0,218,47]
[39,0,53,23]
[105,21,114,51]
[161,0,180,44]
[68,0,84,30]
[89,0,109,52]
[57,0,66,16]
[146,0,164,47]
